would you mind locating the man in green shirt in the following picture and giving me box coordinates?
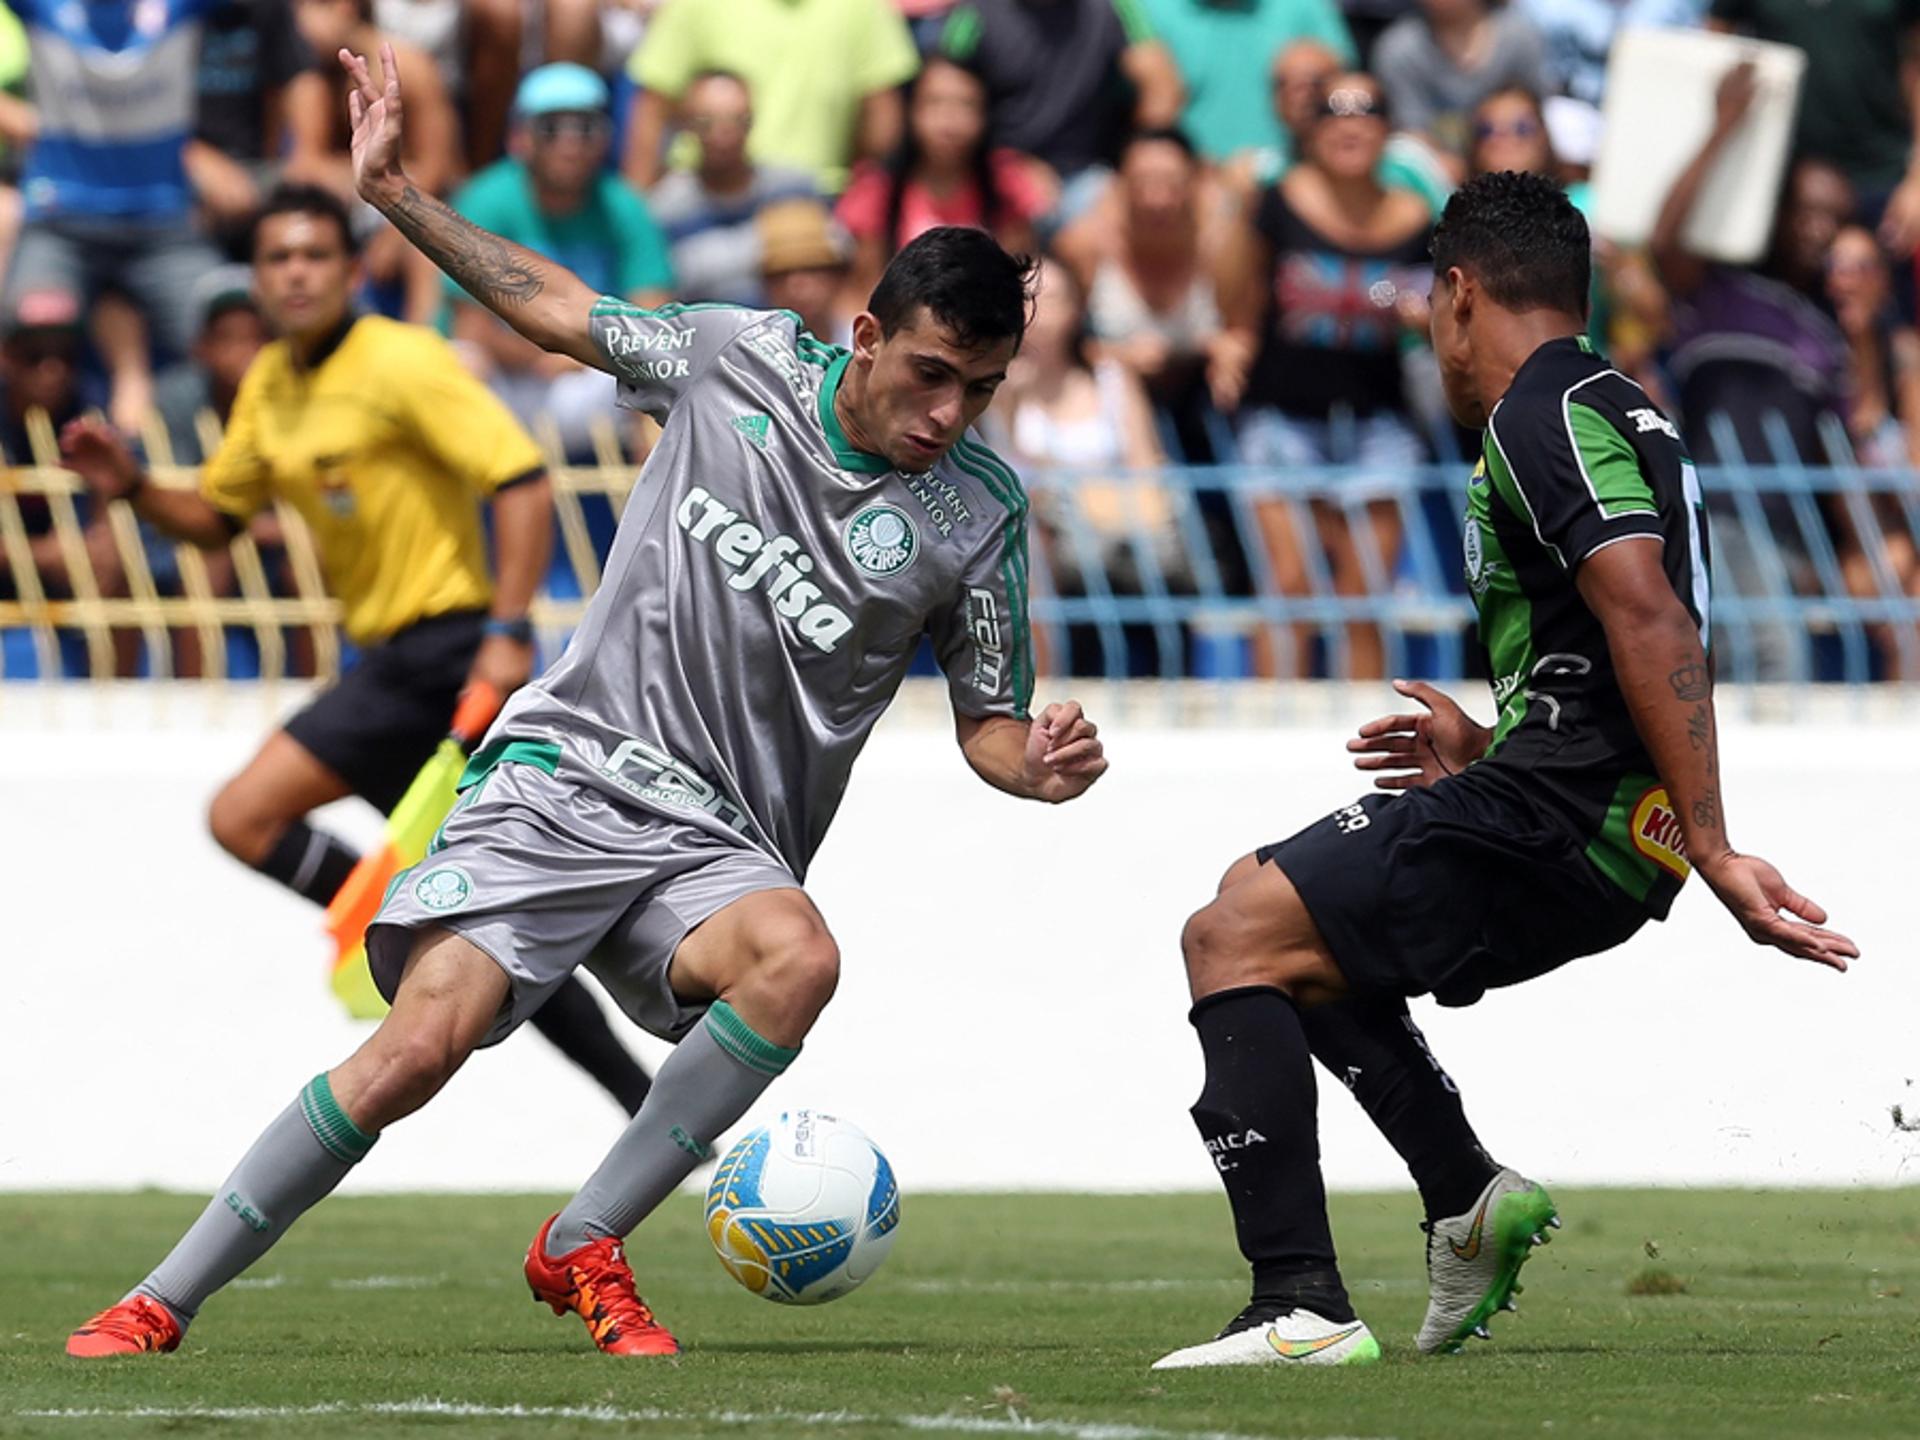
[1143,0,1355,162]
[622,0,919,193]
[1154,172,1855,1372]
[448,63,674,454]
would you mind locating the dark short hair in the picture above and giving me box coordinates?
[1122,126,1197,163]
[867,226,1037,351]
[1432,171,1589,317]
[687,67,750,95]
[249,183,360,260]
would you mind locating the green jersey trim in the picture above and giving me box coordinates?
[1483,408,1563,570]
[1566,398,1659,521]
[459,737,561,790]
[816,352,891,475]
[951,436,1035,717]
[590,297,753,319]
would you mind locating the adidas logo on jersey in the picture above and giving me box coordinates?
[677,485,854,653]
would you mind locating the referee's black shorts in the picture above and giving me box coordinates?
[283,609,486,814]
[1258,764,1651,1008]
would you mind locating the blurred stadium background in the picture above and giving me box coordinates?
[3,0,1917,1200]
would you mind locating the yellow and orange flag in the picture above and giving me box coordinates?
[324,682,502,1018]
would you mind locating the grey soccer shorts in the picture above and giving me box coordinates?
[367,752,800,1047]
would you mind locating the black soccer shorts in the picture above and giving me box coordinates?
[283,609,486,814]
[1258,762,1652,1008]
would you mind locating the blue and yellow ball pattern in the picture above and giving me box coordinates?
[704,1110,901,1305]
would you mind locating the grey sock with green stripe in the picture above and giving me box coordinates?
[135,1074,377,1324]
[548,1001,797,1255]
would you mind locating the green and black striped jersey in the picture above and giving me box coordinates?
[1466,336,1711,918]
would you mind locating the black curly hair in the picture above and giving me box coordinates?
[868,226,1038,352]
[1432,171,1589,318]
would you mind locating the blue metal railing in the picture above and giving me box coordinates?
[4,452,1916,684]
[1020,459,1920,685]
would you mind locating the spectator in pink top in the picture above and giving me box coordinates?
[836,57,1048,305]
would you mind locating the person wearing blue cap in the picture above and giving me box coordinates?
[447,63,676,454]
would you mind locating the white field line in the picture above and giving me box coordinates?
[15,1398,1397,1440]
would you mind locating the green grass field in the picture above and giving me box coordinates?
[3,1189,1916,1439]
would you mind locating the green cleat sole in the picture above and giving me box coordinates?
[1437,1184,1558,1355]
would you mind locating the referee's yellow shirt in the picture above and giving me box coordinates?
[201,314,546,645]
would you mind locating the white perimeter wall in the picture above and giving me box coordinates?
[2,682,1914,1196]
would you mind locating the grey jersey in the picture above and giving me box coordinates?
[492,299,1033,879]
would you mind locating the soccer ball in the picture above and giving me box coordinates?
[704,1110,901,1304]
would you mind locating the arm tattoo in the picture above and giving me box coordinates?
[1692,787,1721,831]
[387,183,546,309]
[1667,661,1711,701]
[1689,698,1720,779]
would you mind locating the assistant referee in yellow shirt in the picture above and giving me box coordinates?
[63,184,652,1114]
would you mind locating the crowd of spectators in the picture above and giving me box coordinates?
[3,0,1920,678]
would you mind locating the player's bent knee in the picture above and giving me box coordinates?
[756,927,841,1015]
[1215,852,1263,896]
[1181,902,1272,1000]
[206,782,276,863]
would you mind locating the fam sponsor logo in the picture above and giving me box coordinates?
[677,484,854,653]
[743,329,810,398]
[966,586,1005,694]
[599,734,755,837]
[1629,785,1691,879]
[844,503,918,577]
[1204,1127,1267,1172]
[902,469,972,538]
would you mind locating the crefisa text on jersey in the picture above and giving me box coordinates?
[677,484,855,652]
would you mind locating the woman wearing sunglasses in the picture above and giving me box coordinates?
[1215,73,1433,680]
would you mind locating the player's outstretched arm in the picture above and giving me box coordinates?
[956,702,1108,804]
[1577,538,1858,971]
[340,44,605,372]
[1347,678,1493,790]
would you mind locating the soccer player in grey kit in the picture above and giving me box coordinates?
[68,43,1108,1360]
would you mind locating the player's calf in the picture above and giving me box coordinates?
[330,929,511,1128]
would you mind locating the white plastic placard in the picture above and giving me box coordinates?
[1591,27,1806,265]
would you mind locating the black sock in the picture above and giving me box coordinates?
[255,821,359,908]
[527,977,654,1115]
[1190,986,1353,1324]
[1300,996,1499,1220]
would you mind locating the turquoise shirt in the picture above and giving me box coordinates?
[446,160,675,306]
[1143,0,1355,160]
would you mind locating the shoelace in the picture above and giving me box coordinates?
[1215,1300,1295,1339]
[568,1248,662,1339]
[83,1297,174,1345]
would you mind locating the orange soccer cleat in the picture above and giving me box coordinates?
[524,1214,679,1356]
[67,1295,182,1358]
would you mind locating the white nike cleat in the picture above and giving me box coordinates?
[1151,1304,1382,1370]
[1417,1166,1559,1355]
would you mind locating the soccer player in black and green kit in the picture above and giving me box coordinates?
[1154,172,1860,1370]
